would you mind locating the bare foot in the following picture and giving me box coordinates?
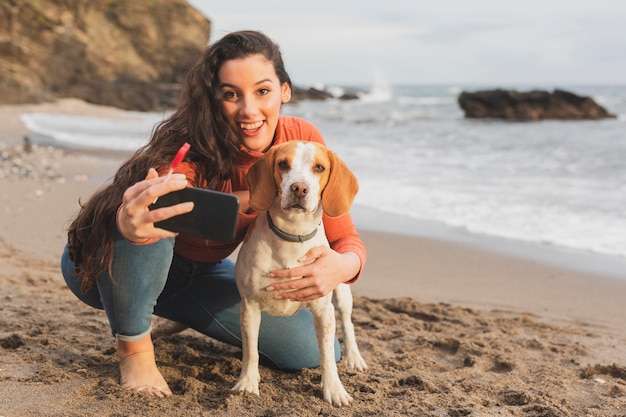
[117,335,173,398]
[151,317,189,340]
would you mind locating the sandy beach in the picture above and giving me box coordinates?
[1,99,626,416]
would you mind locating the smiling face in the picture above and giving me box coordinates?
[219,54,292,152]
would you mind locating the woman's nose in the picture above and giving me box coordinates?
[239,95,259,117]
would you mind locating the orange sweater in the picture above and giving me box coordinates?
[171,116,366,277]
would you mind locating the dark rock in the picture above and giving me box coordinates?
[338,92,360,101]
[290,85,361,102]
[291,86,334,101]
[458,88,616,121]
[0,0,211,111]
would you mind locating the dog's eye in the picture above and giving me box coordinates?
[278,161,289,171]
[314,164,326,173]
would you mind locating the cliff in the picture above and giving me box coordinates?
[0,0,210,111]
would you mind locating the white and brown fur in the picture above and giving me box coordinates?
[232,141,367,406]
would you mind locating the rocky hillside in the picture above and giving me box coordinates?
[0,0,210,111]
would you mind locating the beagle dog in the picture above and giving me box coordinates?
[232,141,367,406]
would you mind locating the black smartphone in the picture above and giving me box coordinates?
[149,187,240,242]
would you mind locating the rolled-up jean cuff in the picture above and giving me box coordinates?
[115,323,153,342]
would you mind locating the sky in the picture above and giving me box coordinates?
[187,0,626,88]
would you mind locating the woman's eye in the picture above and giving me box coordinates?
[258,88,270,96]
[223,91,238,100]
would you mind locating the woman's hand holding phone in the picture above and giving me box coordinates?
[117,168,194,243]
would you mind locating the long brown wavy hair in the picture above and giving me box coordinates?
[67,30,292,291]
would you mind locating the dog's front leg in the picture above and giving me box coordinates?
[232,299,261,395]
[333,284,367,371]
[312,303,353,407]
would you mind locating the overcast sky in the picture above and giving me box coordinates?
[188,0,626,88]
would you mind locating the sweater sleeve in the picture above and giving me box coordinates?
[323,212,367,283]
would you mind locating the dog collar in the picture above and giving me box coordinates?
[266,212,318,243]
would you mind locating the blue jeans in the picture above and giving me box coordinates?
[61,231,340,371]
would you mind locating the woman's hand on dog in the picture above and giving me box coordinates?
[266,248,360,302]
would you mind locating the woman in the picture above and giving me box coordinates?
[61,30,366,398]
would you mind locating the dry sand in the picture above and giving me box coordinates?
[1,100,625,416]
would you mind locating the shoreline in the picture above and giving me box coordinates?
[352,204,626,282]
[352,205,626,337]
[355,225,626,336]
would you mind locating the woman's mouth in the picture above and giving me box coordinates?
[240,121,264,136]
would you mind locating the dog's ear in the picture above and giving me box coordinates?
[246,148,278,211]
[321,149,359,217]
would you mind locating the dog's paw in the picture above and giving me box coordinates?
[323,385,353,407]
[232,373,260,396]
[345,350,368,372]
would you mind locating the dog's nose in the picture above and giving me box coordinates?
[290,182,309,197]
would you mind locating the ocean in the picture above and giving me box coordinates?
[20,84,626,266]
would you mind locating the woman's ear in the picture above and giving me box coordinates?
[281,83,292,104]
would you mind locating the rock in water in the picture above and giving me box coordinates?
[457,89,616,121]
